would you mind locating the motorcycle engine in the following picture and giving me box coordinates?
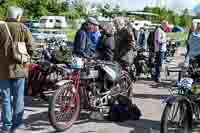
[135,50,148,75]
[189,55,200,80]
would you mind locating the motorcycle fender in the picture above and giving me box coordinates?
[162,96,177,104]
[163,95,192,104]
[163,95,193,110]
[56,80,72,87]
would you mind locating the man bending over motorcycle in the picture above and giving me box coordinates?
[113,17,137,79]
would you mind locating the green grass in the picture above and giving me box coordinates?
[166,32,188,47]
[166,32,188,41]
[34,27,188,46]
[65,28,76,41]
[144,32,188,48]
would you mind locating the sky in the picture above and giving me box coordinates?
[88,0,200,11]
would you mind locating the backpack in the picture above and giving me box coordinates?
[108,95,142,122]
[52,47,72,64]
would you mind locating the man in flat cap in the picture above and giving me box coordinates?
[73,17,99,58]
[0,6,32,133]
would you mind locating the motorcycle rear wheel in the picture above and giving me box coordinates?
[118,72,132,97]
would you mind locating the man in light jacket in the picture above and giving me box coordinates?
[154,21,167,82]
[0,6,32,133]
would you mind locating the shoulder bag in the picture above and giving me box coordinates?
[4,23,30,64]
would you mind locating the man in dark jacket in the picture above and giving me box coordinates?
[73,17,99,58]
[113,17,136,66]
[147,28,157,78]
[0,6,32,133]
[97,22,115,61]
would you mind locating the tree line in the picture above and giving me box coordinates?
[0,0,195,29]
[0,0,86,20]
[143,6,192,29]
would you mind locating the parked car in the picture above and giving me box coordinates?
[32,20,40,28]
[31,29,48,42]
[23,20,40,28]
[40,16,67,29]
[51,31,67,40]
[23,20,32,28]
[31,29,67,42]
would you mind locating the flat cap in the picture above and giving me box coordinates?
[7,6,23,19]
[86,17,99,26]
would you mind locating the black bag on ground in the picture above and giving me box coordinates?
[108,95,142,122]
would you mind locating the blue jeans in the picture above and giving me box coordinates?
[155,52,165,81]
[185,46,190,64]
[0,79,25,129]
[139,42,145,49]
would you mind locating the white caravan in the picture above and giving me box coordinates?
[40,16,67,28]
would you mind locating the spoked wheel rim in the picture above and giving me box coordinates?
[166,102,189,133]
[118,73,132,96]
[55,88,78,124]
[49,83,80,131]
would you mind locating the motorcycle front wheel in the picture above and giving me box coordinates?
[48,83,80,132]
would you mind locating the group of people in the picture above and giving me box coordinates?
[73,17,137,66]
[73,18,174,83]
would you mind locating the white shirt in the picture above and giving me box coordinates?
[154,27,167,52]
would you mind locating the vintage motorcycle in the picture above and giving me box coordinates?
[134,48,151,78]
[166,40,177,57]
[48,57,133,132]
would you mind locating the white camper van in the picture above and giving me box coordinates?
[131,20,152,30]
[40,16,67,28]
[192,19,200,28]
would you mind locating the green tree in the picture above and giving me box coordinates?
[143,6,152,12]
[104,3,111,10]
[172,15,180,25]
[96,3,112,17]
[179,8,192,29]
[113,4,120,13]
[142,6,193,28]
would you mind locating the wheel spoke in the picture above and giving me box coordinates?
[165,102,189,133]
[50,83,80,125]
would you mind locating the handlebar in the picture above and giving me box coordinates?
[55,64,73,75]
[37,60,73,75]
